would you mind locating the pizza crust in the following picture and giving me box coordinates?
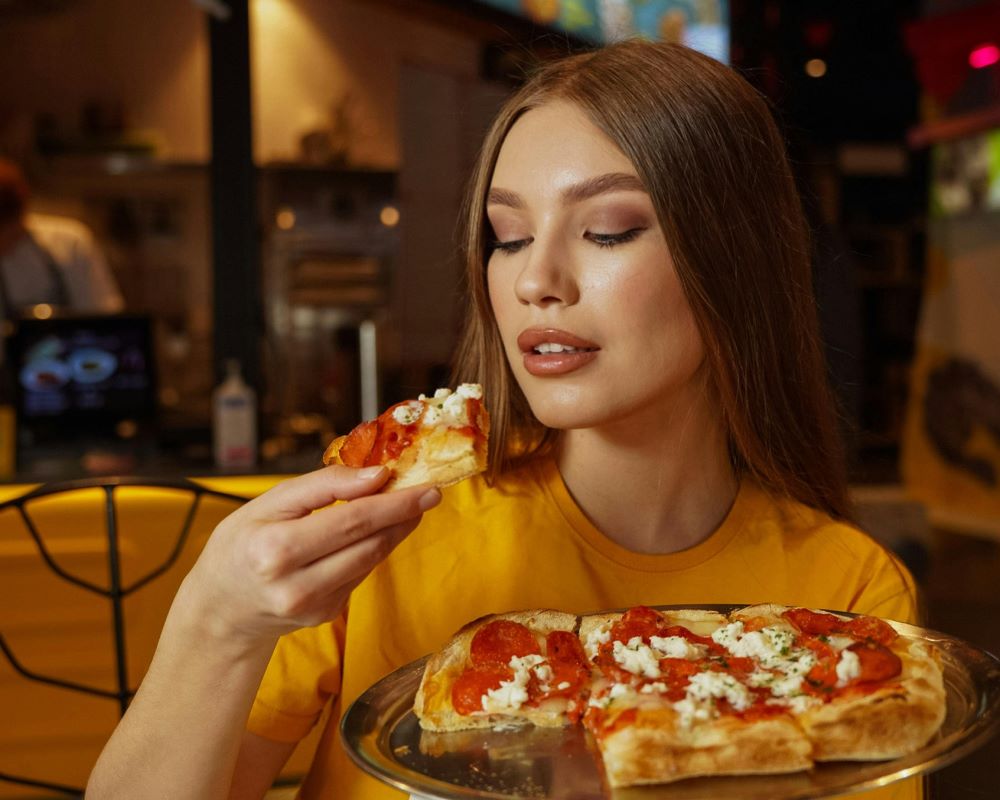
[599,707,813,787]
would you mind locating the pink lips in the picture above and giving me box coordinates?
[516,328,600,376]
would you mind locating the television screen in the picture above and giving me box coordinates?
[8,315,156,435]
[476,0,730,63]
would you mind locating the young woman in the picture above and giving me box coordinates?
[86,41,918,800]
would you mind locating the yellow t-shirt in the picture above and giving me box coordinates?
[247,457,921,799]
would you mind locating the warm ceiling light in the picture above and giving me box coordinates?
[379,205,400,227]
[805,58,827,78]
[969,44,1000,69]
[276,208,296,230]
[31,304,54,320]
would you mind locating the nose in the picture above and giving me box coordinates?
[513,232,579,308]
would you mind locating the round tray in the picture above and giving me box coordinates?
[341,607,1000,799]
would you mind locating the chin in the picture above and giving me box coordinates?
[518,383,614,431]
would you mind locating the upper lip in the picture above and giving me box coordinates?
[517,328,600,354]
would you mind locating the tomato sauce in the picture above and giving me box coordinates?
[451,666,512,714]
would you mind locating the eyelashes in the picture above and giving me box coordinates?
[488,228,647,256]
[489,238,531,255]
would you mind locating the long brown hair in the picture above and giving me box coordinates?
[451,40,850,521]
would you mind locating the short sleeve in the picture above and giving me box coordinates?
[247,615,346,743]
[847,546,922,625]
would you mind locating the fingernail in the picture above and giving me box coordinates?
[418,488,441,512]
[357,466,385,479]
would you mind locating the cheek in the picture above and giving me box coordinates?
[614,270,704,367]
[487,265,517,342]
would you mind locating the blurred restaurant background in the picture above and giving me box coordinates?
[0,0,999,797]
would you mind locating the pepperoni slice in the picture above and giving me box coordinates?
[470,620,541,667]
[451,666,512,715]
[782,608,844,637]
[539,662,589,700]
[367,414,417,464]
[844,616,898,646]
[336,420,377,467]
[849,642,902,683]
[783,608,899,647]
[546,630,588,667]
[610,606,662,644]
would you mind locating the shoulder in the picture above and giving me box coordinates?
[741,483,919,622]
[742,482,882,552]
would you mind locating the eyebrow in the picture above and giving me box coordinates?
[486,172,647,209]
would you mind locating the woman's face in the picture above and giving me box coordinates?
[486,101,707,432]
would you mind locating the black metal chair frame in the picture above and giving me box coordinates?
[0,476,248,797]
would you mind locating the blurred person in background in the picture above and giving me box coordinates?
[0,158,123,323]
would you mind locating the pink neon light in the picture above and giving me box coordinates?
[969,44,1000,69]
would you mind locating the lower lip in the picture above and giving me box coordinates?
[522,350,598,376]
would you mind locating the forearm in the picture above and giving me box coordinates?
[86,579,279,800]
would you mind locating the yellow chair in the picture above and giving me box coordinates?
[0,477,252,797]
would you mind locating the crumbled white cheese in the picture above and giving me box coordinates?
[612,637,662,679]
[684,671,752,712]
[557,681,571,691]
[441,392,468,421]
[609,683,636,701]
[483,678,529,712]
[392,401,423,425]
[640,681,668,694]
[711,621,745,651]
[828,635,856,651]
[751,669,813,704]
[480,653,544,713]
[649,635,706,660]
[584,625,611,659]
[712,623,816,680]
[672,697,713,728]
[456,383,483,399]
[835,648,861,687]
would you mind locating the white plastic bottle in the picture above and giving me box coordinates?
[213,358,257,469]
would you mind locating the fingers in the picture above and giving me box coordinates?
[284,485,441,567]
[262,521,417,623]
[244,484,441,578]
[244,464,391,522]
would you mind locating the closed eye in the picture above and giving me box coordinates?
[586,228,646,248]
[489,237,532,255]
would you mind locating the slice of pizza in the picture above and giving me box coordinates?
[322,383,489,491]
[414,610,589,732]
[579,606,813,787]
[764,605,947,761]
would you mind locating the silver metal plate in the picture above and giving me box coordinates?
[340,606,1000,799]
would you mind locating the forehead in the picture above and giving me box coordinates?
[491,101,638,190]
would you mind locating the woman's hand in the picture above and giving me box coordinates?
[87,465,439,800]
[180,464,440,647]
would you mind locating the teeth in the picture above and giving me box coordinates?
[534,342,582,354]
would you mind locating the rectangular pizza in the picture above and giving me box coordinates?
[413,604,947,788]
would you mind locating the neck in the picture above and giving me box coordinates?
[555,386,738,555]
